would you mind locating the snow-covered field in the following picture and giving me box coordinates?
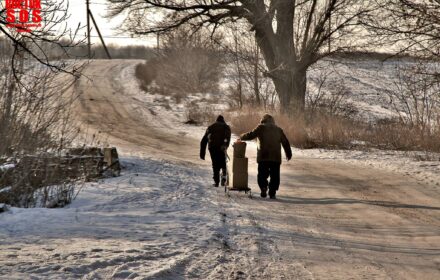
[1,59,439,279]
[308,58,399,121]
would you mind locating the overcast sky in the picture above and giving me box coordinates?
[68,0,155,46]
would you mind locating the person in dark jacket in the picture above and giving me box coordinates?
[240,114,292,199]
[200,115,232,187]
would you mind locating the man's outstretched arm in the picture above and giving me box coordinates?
[281,130,292,161]
[240,125,261,141]
[200,129,209,160]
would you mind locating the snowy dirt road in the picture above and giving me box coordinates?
[1,60,439,279]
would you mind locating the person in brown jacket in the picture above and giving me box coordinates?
[200,115,232,187]
[240,114,292,199]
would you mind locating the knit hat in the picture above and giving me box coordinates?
[260,114,275,124]
[216,115,225,123]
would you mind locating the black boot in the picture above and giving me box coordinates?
[269,190,276,199]
[260,187,267,198]
[221,175,227,187]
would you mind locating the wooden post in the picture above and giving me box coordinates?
[103,147,121,176]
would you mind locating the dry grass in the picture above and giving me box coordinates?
[363,123,440,151]
[227,107,440,152]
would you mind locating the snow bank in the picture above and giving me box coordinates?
[0,156,228,279]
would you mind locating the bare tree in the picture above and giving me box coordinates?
[0,0,84,78]
[156,30,222,95]
[363,0,440,57]
[107,0,373,114]
[229,25,261,106]
[0,0,86,156]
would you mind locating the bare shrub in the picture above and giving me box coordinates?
[6,179,78,209]
[185,101,218,125]
[0,43,84,208]
[386,62,440,133]
[135,29,223,98]
[307,70,357,119]
[135,59,159,92]
[156,49,221,95]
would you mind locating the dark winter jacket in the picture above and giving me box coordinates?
[200,117,231,160]
[240,114,292,163]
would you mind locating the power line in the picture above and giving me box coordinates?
[88,35,139,39]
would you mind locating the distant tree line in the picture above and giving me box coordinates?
[0,36,156,60]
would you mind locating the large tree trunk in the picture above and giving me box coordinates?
[251,0,309,115]
[272,69,307,115]
[253,23,308,114]
[292,69,307,114]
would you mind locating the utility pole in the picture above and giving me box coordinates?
[89,12,112,59]
[86,0,91,58]
[86,0,111,59]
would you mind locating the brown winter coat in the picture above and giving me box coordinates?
[240,114,292,163]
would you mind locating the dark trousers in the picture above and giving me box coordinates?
[209,148,226,184]
[258,161,281,195]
